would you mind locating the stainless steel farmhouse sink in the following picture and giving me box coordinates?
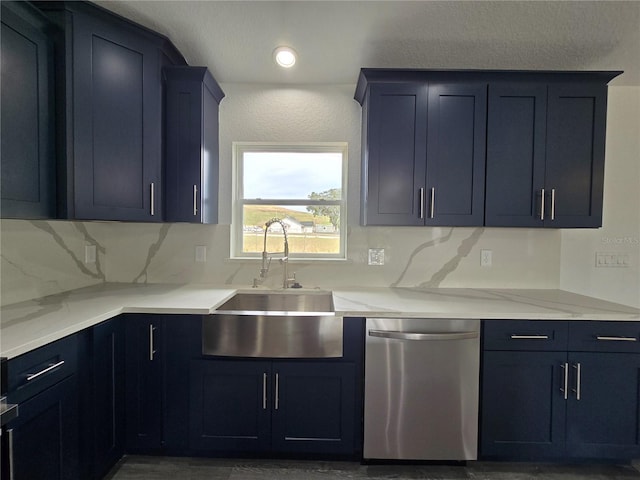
[202,292,342,358]
[214,292,334,313]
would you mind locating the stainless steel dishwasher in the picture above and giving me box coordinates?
[364,317,480,461]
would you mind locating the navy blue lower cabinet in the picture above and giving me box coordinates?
[271,362,356,455]
[6,375,80,480]
[481,350,567,459]
[565,353,640,459]
[189,359,358,456]
[189,360,272,452]
[482,319,640,461]
[124,315,164,452]
[92,318,126,478]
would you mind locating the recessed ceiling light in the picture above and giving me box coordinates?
[273,46,297,68]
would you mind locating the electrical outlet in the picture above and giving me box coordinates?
[480,249,492,267]
[84,245,97,264]
[195,245,207,263]
[368,248,385,266]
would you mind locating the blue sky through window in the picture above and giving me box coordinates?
[243,152,342,200]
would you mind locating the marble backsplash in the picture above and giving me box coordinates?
[1,218,561,306]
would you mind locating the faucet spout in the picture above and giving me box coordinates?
[260,218,295,288]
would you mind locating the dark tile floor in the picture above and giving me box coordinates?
[105,456,640,480]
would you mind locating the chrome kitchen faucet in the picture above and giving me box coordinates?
[258,218,297,289]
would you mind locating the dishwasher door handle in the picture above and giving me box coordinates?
[368,330,479,341]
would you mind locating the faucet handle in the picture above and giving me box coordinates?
[290,272,303,289]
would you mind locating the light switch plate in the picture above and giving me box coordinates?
[195,245,207,263]
[84,245,97,264]
[368,248,385,266]
[595,252,629,268]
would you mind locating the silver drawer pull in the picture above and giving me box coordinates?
[8,428,14,480]
[510,334,549,340]
[193,184,198,216]
[262,373,268,410]
[430,187,435,219]
[26,360,65,382]
[560,362,569,400]
[369,330,478,341]
[572,363,581,400]
[596,335,637,342]
[149,324,157,361]
[150,182,155,216]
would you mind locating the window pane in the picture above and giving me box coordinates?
[243,152,342,200]
[242,204,340,255]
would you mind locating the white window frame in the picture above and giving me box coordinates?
[231,142,348,260]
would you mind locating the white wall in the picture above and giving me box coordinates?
[560,86,640,307]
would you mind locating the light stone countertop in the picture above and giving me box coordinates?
[1,283,639,359]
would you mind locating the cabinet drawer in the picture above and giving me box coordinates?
[7,334,78,404]
[569,321,640,353]
[483,320,568,351]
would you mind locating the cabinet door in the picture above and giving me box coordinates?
[363,83,427,225]
[7,375,79,480]
[164,67,222,223]
[545,84,607,228]
[0,3,55,219]
[271,362,356,455]
[566,353,640,459]
[481,351,567,459]
[125,316,163,451]
[163,315,201,453]
[92,318,125,478]
[189,360,271,452]
[425,83,486,226]
[485,84,547,227]
[72,11,162,221]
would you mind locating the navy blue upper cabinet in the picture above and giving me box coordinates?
[72,12,162,221]
[164,67,224,223]
[358,74,486,226]
[1,2,56,219]
[486,81,612,228]
[485,84,547,227]
[426,83,486,226]
[544,84,608,228]
[362,83,427,225]
[356,69,621,228]
[35,1,187,221]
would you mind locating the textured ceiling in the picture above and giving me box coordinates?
[95,1,640,86]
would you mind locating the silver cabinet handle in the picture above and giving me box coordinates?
[550,188,556,220]
[510,334,549,340]
[572,363,581,400]
[596,335,637,342]
[193,184,198,216]
[262,373,267,410]
[419,188,425,219]
[8,428,14,480]
[149,324,156,361]
[561,362,569,400]
[430,187,435,219]
[26,360,65,381]
[274,373,280,410]
[150,182,155,216]
[368,330,478,341]
[540,188,545,220]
